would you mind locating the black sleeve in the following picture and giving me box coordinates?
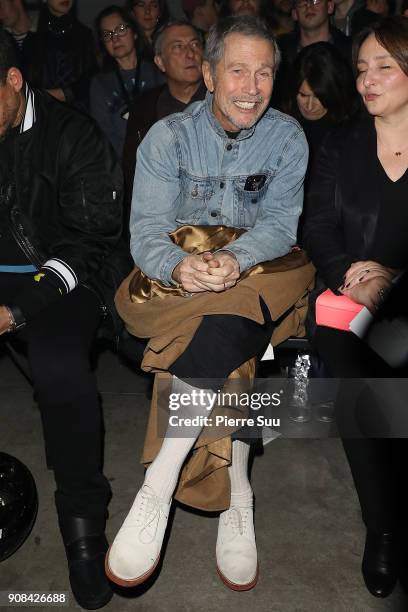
[302,132,354,292]
[11,116,124,322]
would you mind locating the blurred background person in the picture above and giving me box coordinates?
[351,0,389,35]
[24,0,97,110]
[278,0,351,65]
[274,0,351,105]
[182,0,219,34]
[0,0,37,73]
[217,0,274,22]
[122,20,205,213]
[331,0,365,34]
[126,0,169,58]
[90,5,164,159]
[269,0,296,34]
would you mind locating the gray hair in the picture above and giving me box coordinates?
[153,19,203,56]
[204,15,281,75]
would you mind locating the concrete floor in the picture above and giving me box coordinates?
[1,346,406,612]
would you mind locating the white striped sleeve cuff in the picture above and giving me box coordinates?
[41,258,78,293]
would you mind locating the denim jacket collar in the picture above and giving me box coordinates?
[204,91,256,141]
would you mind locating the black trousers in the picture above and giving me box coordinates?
[314,326,408,532]
[170,298,275,441]
[1,274,111,521]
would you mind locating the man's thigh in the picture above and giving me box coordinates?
[2,282,101,392]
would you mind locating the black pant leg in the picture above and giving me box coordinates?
[314,326,404,532]
[0,275,111,521]
[24,286,111,520]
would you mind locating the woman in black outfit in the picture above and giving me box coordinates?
[282,42,360,163]
[303,16,408,600]
[25,0,98,111]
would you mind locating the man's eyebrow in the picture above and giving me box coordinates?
[225,62,274,69]
[169,36,200,43]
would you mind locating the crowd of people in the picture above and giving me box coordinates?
[1,0,408,610]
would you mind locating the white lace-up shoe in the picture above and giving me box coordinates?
[216,506,259,591]
[105,484,171,587]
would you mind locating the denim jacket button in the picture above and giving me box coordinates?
[226,144,232,151]
[251,198,257,204]
[220,182,225,189]
[211,211,218,217]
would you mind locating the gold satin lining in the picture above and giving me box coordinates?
[129,224,306,302]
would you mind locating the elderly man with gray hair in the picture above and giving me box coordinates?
[106,15,314,591]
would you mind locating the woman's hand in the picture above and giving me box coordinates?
[342,261,398,291]
[342,276,392,314]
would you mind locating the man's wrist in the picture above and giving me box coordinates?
[2,305,26,333]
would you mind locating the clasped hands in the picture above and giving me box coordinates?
[172,251,240,293]
[339,260,398,314]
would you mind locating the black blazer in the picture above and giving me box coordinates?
[303,116,390,293]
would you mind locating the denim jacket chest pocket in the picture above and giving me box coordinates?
[233,174,273,228]
[176,171,215,224]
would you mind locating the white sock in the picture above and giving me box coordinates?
[144,376,215,504]
[228,440,253,508]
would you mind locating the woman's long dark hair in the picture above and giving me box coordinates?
[282,42,361,124]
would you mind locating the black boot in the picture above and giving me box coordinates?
[362,530,398,598]
[59,515,113,610]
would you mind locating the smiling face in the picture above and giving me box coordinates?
[203,32,275,131]
[155,24,203,85]
[100,13,136,63]
[296,79,327,120]
[47,0,72,17]
[356,33,408,120]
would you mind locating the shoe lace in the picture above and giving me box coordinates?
[226,506,250,536]
[127,485,167,545]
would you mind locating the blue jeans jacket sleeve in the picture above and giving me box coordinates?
[130,122,186,286]
[223,129,308,272]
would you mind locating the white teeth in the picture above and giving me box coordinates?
[234,101,256,109]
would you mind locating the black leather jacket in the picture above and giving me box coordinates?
[7,88,132,334]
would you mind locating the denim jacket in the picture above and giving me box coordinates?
[130,91,308,285]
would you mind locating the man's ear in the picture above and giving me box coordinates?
[154,54,166,73]
[202,60,214,92]
[292,7,298,21]
[7,67,24,93]
[327,0,334,15]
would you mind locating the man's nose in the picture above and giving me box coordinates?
[243,73,258,96]
[185,44,195,59]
